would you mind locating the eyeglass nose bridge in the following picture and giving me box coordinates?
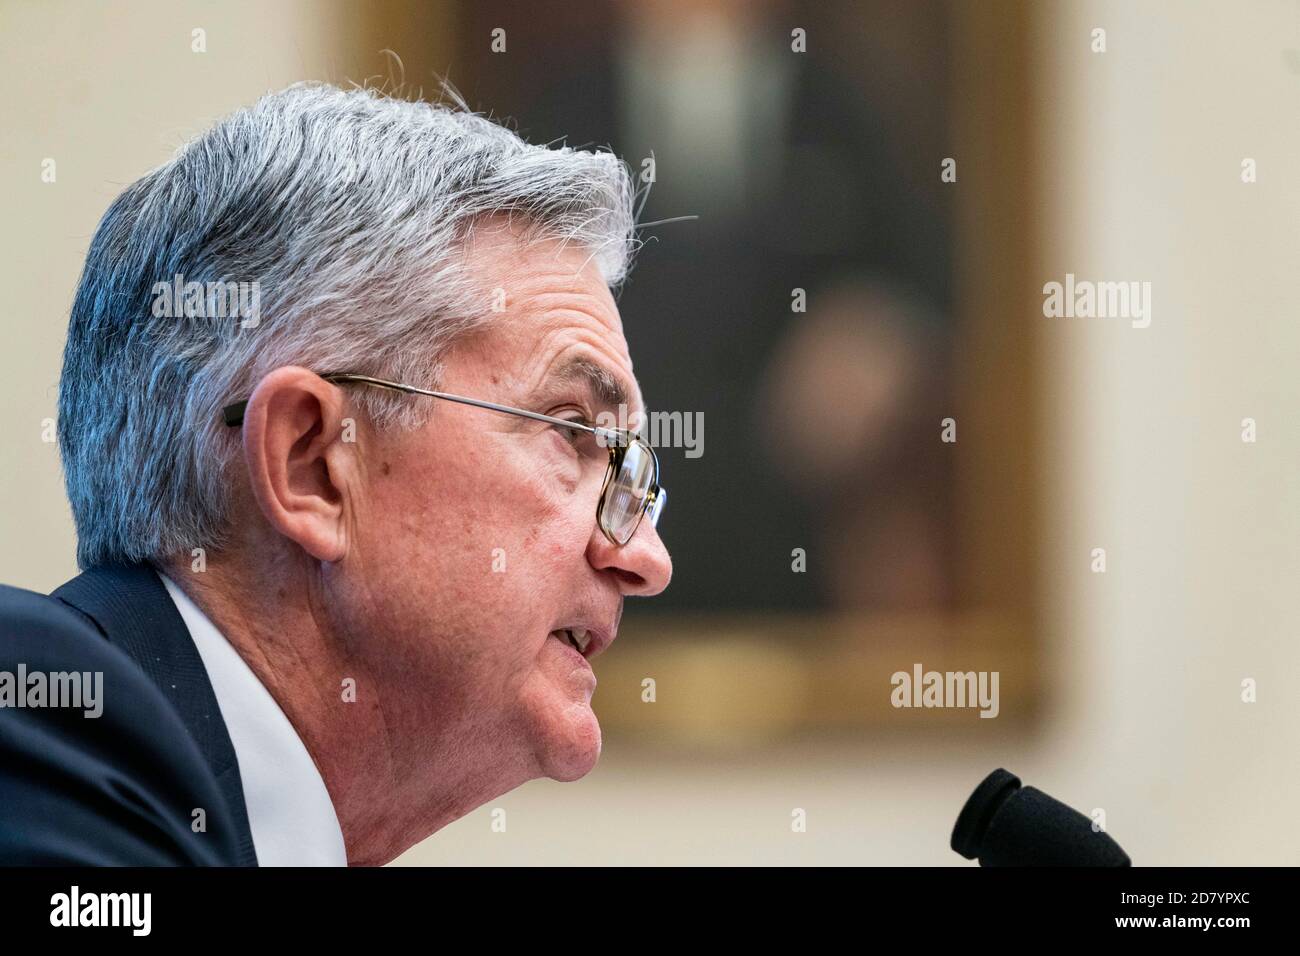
[646,485,666,528]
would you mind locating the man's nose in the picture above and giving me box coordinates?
[586,518,672,597]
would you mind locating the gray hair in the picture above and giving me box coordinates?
[59,82,637,569]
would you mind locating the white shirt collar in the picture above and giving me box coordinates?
[159,573,348,866]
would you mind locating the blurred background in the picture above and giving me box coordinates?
[1,0,1297,864]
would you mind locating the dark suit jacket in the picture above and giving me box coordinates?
[0,563,257,865]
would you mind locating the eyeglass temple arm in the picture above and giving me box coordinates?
[222,372,624,443]
[329,377,664,515]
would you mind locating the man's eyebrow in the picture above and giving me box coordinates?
[539,357,631,412]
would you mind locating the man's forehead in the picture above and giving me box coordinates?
[460,221,642,413]
[515,328,643,417]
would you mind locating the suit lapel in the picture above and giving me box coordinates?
[52,563,259,866]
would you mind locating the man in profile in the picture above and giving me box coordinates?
[0,83,672,865]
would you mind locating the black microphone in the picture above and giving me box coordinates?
[951,768,1131,866]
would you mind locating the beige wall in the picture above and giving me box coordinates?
[1031,0,1300,865]
[1,0,1294,864]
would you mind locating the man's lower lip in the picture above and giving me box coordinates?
[549,632,593,669]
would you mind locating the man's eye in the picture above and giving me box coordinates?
[549,413,590,447]
[552,421,584,445]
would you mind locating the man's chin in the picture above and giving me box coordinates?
[535,700,603,782]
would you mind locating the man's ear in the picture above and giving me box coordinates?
[240,366,355,562]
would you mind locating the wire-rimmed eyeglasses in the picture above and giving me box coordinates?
[221,372,666,547]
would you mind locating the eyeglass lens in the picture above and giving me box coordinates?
[600,440,657,544]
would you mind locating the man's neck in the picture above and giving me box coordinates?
[158,559,528,864]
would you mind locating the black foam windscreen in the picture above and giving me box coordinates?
[951,768,1131,866]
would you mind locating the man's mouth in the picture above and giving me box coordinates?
[547,622,617,661]
[549,628,592,658]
